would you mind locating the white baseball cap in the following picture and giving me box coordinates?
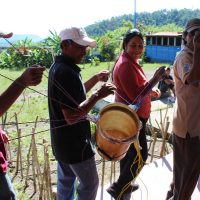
[185,18,200,32]
[0,31,13,38]
[59,27,96,48]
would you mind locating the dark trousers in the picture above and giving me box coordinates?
[173,133,200,200]
[116,118,148,190]
[167,133,200,200]
[0,172,16,200]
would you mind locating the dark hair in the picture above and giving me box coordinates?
[122,29,144,50]
[111,29,143,81]
[60,39,73,49]
[182,31,188,45]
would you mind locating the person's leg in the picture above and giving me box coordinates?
[56,161,76,200]
[107,119,148,199]
[119,118,148,183]
[173,134,200,200]
[70,156,99,200]
[165,182,174,200]
[0,172,16,200]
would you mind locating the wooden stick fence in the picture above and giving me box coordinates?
[1,114,54,199]
[1,106,173,199]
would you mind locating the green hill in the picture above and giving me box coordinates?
[85,8,200,36]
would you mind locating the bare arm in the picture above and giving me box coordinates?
[84,75,98,93]
[0,66,45,116]
[62,83,116,125]
[138,66,166,100]
[84,70,109,92]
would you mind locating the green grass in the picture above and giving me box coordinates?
[142,62,169,71]
[80,61,168,82]
[79,61,114,81]
[0,61,167,123]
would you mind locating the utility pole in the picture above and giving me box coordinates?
[134,0,137,28]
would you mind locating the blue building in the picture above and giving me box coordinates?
[145,32,182,64]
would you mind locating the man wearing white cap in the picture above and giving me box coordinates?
[48,27,115,200]
[166,18,200,200]
[0,30,45,199]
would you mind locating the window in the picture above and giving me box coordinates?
[146,37,151,45]
[152,37,156,45]
[163,37,168,46]
[157,37,162,45]
[176,37,182,46]
[169,37,174,46]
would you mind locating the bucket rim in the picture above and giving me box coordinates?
[99,102,140,127]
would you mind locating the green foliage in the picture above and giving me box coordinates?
[42,30,61,56]
[0,31,61,70]
[146,23,183,33]
[1,9,199,71]
[86,9,200,36]
[97,21,135,62]
[90,56,100,66]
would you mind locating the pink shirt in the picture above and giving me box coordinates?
[113,52,151,119]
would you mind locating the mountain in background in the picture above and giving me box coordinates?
[1,8,200,47]
[0,34,43,47]
[85,8,200,36]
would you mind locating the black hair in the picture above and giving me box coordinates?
[122,29,144,50]
[111,29,144,81]
[182,29,199,45]
[60,39,73,49]
[182,31,188,45]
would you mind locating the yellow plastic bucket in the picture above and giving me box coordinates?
[96,102,140,161]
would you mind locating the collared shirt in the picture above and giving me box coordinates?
[173,46,200,138]
[113,52,151,119]
[48,55,94,164]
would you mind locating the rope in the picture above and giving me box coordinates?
[117,140,144,200]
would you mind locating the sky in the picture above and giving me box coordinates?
[0,0,199,38]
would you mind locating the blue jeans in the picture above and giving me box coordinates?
[0,172,16,200]
[57,156,99,200]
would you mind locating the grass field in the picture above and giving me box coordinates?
[0,61,167,122]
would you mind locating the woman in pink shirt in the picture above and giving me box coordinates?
[107,29,164,200]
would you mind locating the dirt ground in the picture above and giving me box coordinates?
[8,131,173,200]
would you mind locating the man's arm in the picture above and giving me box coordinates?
[62,83,115,125]
[84,70,109,92]
[186,31,200,85]
[0,66,44,116]
[84,75,98,93]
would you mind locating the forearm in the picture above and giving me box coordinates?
[84,75,98,92]
[187,49,200,84]
[0,77,26,116]
[138,81,154,100]
[62,92,101,124]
